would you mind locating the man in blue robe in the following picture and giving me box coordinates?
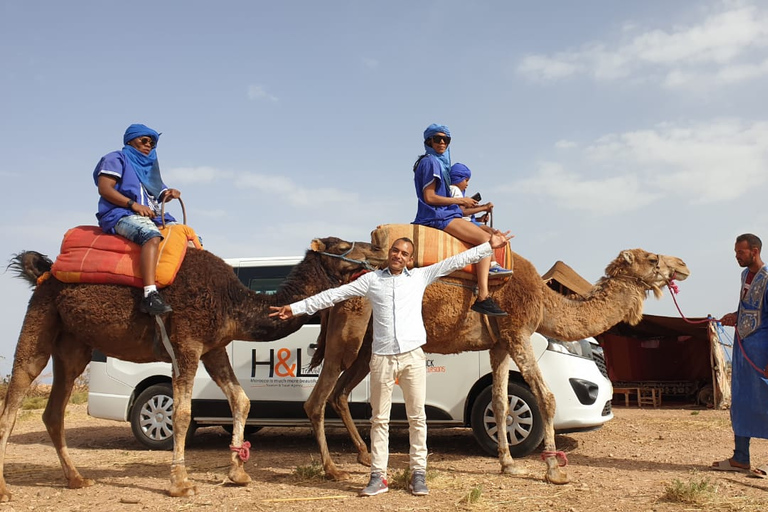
[712,233,768,476]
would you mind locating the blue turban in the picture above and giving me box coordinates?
[123,124,161,145]
[423,123,450,142]
[450,163,472,184]
[422,123,452,187]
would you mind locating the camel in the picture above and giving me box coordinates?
[1,237,385,501]
[302,246,690,484]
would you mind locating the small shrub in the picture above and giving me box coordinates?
[388,468,436,490]
[459,485,483,505]
[294,458,324,480]
[662,477,717,504]
[21,396,48,410]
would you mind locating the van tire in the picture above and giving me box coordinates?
[470,381,544,458]
[130,383,196,450]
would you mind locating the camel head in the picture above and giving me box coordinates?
[309,237,387,284]
[605,249,690,300]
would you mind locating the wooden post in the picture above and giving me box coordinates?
[709,321,731,409]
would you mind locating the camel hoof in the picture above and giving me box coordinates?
[0,492,10,503]
[357,453,372,467]
[501,464,527,476]
[544,468,570,485]
[169,483,198,497]
[228,469,252,486]
[325,469,350,481]
[68,477,95,489]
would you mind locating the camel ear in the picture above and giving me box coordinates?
[310,239,326,252]
[621,250,635,265]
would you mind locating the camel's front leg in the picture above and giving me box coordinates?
[201,347,251,486]
[168,349,202,497]
[328,335,372,469]
[488,343,524,475]
[509,336,567,484]
[43,345,95,490]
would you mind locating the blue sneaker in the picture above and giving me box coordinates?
[489,265,513,276]
[359,473,388,496]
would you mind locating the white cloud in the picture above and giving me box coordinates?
[235,173,359,207]
[517,3,768,89]
[247,84,279,102]
[555,139,578,149]
[163,166,234,184]
[511,119,768,214]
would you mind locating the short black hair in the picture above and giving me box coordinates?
[736,233,762,251]
[391,237,415,254]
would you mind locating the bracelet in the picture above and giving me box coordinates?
[126,199,135,209]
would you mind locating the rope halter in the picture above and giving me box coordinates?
[316,241,378,272]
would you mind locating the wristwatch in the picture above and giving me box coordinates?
[126,199,135,209]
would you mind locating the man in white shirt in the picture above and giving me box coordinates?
[269,231,511,497]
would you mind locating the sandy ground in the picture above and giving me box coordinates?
[1,403,768,511]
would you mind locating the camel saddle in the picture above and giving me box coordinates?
[370,224,513,281]
[50,224,203,288]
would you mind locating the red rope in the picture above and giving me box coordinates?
[230,441,251,462]
[540,450,568,466]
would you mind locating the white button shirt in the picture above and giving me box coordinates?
[290,242,494,355]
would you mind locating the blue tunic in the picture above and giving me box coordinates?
[412,154,462,229]
[93,150,175,233]
[732,266,768,439]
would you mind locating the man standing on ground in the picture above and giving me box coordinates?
[712,233,768,477]
[270,231,511,496]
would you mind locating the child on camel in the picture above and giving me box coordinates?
[412,123,512,317]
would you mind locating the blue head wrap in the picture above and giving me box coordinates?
[121,124,165,198]
[422,123,451,188]
[450,163,472,185]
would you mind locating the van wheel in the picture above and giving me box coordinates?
[221,424,262,436]
[130,383,196,450]
[470,381,544,458]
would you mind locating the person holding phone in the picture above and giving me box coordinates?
[412,123,513,317]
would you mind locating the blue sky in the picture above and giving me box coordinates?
[1,1,766,376]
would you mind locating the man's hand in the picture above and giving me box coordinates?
[162,189,181,202]
[720,312,737,327]
[489,231,514,248]
[269,305,293,320]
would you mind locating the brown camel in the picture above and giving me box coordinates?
[0,237,384,501]
[302,245,690,484]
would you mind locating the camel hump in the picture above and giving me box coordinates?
[370,224,512,278]
[8,250,53,286]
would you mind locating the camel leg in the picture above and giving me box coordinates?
[0,300,58,502]
[507,335,566,484]
[488,342,525,476]
[328,336,372,468]
[200,347,251,486]
[43,341,94,490]
[168,346,202,497]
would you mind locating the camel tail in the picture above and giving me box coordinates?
[7,251,53,287]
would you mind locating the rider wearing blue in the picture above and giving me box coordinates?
[93,124,181,316]
[412,123,511,317]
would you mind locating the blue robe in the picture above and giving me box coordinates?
[732,266,768,439]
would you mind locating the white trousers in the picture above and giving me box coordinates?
[369,347,427,477]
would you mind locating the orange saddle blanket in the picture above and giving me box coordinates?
[370,224,512,279]
[51,225,203,288]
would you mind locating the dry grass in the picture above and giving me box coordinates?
[0,370,89,410]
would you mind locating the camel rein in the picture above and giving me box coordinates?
[316,242,378,271]
[667,282,766,375]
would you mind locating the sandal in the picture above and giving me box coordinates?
[711,459,750,473]
[749,464,768,479]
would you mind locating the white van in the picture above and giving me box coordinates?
[88,256,613,458]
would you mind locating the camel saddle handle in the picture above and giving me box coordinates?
[161,196,187,228]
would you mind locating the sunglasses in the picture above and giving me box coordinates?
[137,137,157,148]
[429,135,451,145]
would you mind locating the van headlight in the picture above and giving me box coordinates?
[546,337,592,359]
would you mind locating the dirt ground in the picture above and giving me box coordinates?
[2,403,768,512]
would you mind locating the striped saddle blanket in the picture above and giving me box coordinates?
[51,224,203,288]
[370,224,512,280]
